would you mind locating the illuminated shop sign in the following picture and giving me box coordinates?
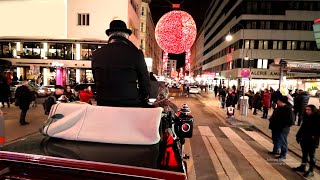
[51,61,64,67]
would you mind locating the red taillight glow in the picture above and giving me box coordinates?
[181,123,190,132]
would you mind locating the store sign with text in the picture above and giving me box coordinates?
[250,69,320,79]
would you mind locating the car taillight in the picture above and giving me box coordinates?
[181,123,190,132]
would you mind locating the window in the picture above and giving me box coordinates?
[292,41,297,50]
[140,22,144,32]
[263,41,268,49]
[258,40,263,49]
[287,41,292,50]
[257,59,268,69]
[245,40,250,49]
[77,13,90,26]
[300,41,305,50]
[278,41,283,49]
[273,41,278,49]
[250,40,255,49]
[141,7,145,16]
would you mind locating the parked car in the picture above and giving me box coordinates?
[189,86,201,94]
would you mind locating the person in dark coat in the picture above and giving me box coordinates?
[294,105,320,178]
[213,85,219,97]
[268,96,294,160]
[44,85,65,115]
[294,90,310,126]
[226,89,237,117]
[219,86,227,108]
[252,91,262,115]
[92,20,150,107]
[14,83,33,125]
[0,78,11,108]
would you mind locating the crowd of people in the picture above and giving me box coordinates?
[213,84,319,178]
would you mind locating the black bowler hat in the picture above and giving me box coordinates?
[105,20,132,36]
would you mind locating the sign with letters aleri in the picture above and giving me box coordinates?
[250,69,320,79]
[221,68,320,79]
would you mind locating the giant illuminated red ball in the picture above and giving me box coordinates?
[155,10,197,54]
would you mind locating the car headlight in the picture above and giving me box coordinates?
[39,90,45,93]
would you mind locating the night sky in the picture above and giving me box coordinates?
[149,0,212,68]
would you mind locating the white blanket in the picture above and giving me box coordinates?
[42,103,163,145]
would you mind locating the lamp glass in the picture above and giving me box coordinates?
[226,33,233,41]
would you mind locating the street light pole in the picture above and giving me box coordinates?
[244,49,253,90]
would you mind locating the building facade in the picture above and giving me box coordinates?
[140,0,162,75]
[196,0,320,93]
[0,0,142,86]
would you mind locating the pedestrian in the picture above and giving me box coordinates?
[226,89,237,118]
[14,82,33,125]
[79,85,93,104]
[294,105,320,178]
[268,96,294,160]
[92,19,150,107]
[219,86,227,108]
[44,85,65,115]
[0,78,11,108]
[293,90,310,126]
[214,85,218,97]
[287,89,294,107]
[252,91,262,115]
[261,88,271,119]
[65,85,76,102]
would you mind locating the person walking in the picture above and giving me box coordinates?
[219,86,227,108]
[92,19,150,107]
[44,85,65,115]
[294,105,320,178]
[14,83,33,125]
[213,85,218,97]
[268,96,294,160]
[294,90,310,126]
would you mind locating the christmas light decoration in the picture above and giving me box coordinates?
[155,10,197,54]
[162,51,168,71]
[185,49,191,71]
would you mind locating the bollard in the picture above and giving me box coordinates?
[0,109,4,146]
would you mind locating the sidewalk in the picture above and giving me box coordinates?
[0,104,47,144]
[199,91,319,167]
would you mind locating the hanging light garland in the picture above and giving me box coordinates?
[155,10,197,54]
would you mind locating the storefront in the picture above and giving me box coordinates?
[221,68,320,94]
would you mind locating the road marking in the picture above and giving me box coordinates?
[198,126,242,180]
[184,139,196,180]
[220,127,286,180]
[240,128,320,179]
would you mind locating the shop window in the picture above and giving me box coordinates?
[78,13,90,26]
[48,43,57,59]
[81,44,89,60]
[257,59,262,68]
[22,42,41,58]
